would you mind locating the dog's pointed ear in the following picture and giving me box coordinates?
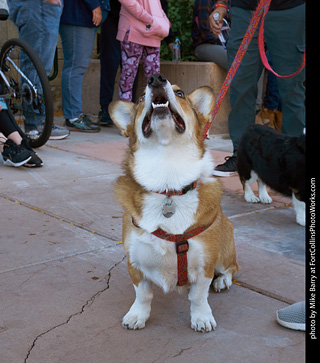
[109,101,137,137]
[188,86,215,124]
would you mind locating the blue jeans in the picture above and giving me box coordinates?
[59,24,97,119]
[8,0,62,128]
[227,4,305,153]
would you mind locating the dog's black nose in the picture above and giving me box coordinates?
[148,73,167,88]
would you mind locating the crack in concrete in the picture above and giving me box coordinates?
[23,256,126,363]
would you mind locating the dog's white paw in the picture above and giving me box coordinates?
[213,274,232,292]
[296,213,305,227]
[122,311,148,330]
[259,194,272,204]
[244,193,260,203]
[293,195,305,227]
[191,313,217,333]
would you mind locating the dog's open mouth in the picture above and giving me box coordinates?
[142,95,185,137]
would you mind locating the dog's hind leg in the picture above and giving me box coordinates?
[244,171,260,203]
[122,280,153,330]
[258,179,272,204]
[189,273,217,332]
[292,192,305,226]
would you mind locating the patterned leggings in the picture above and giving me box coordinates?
[119,30,160,101]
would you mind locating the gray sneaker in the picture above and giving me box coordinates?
[276,301,305,331]
[25,123,70,140]
[49,124,70,140]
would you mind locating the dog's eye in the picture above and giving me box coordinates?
[174,90,185,99]
[139,93,145,102]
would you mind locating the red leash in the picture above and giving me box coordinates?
[203,0,305,138]
[258,4,306,78]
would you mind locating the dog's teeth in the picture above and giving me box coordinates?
[152,101,169,109]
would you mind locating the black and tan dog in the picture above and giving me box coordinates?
[237,124,305,226]
[109,74,238,332]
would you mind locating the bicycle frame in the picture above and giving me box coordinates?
[0,55,38,99]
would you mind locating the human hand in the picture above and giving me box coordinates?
[209,8,227,36]
[92,6,102,26]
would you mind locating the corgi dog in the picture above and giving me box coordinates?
[237,124,306,226]
[109,74,238,332]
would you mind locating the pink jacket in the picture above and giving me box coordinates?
[117,0,170,48]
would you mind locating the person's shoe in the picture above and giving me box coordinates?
[1,139,32,167]
[212,155,237,177]
[25,123,70,140]
[66,114,100,133]
[49,124,70,140]
[98,109,114,126]
[0,9,9,21]
[276,301,305,331]
[20,138,44,167]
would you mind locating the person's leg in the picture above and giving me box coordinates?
[227,7,264,155]
[99,15,121,122]
[60,24,97,119]
[119,31,143,101]
[8,0,62,130]
[264,4,305,136]
[213,7,264,176]
[194,44,228,71]
[141,46,160,83]
[8,0,61,75]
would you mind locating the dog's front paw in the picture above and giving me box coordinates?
[191,313,217,333]
[212,274,232,292]
[259,191,272,204]
[122,311,148,330]
[244,194,260,203]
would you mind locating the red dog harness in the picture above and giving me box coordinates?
[132,218,213,286]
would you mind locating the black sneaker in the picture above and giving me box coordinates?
[20,138,44,167]
[98,109,113,126]
[23,153,44,167]
[212,156,237,177]
[66,114,100,132]
[2,139,32,167]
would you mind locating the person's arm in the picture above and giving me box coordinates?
[209,1,228,35]
[119,0,153,25]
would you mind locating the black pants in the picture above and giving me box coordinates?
[99,15,121,114]
[0,109,17,138]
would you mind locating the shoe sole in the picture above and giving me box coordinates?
[67,126,100,133]
[212,170,238,177]
[3,156,32,167]
[49,133,70,140]
[276,312,306,331]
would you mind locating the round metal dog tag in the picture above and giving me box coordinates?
[162,196,176,218]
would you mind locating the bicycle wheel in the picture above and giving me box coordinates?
[0,38,53,148]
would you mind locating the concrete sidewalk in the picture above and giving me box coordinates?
[0,124,305,363]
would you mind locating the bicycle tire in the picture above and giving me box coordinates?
[0,38,53,148]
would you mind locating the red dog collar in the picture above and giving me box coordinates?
[132,218,213,286]
[153,181,198,197]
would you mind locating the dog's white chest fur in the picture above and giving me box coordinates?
[128,229,205,293]
[133,142,212,193]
